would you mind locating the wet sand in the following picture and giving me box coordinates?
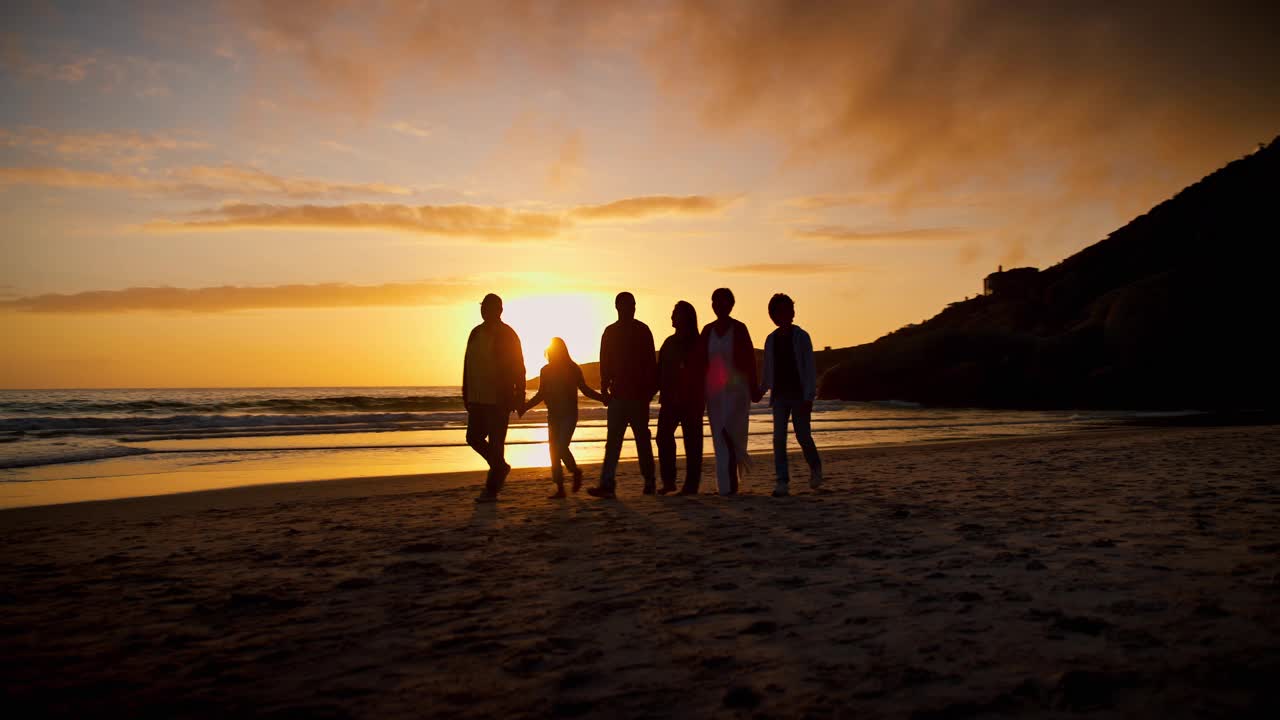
[3,425,1279,718]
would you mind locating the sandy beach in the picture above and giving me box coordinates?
[3,425,1279,718]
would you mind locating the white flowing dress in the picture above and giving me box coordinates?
[705,325,752,494]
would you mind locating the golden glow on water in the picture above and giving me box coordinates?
[0,442,546,509]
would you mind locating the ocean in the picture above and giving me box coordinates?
[0,387,1180,508]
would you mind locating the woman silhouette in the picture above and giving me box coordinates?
[521,337,607,498]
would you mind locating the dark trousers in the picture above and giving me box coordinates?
[600,398,655,490]
[466,403,510,494]
[547,412,579,487]
[771,390,821,486]
[657,403,703,491]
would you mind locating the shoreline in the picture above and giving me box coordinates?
[0,424,1153,519]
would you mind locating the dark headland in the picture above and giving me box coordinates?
[543,139,1279,411]
[820,137,1280,410]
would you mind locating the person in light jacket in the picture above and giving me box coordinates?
[760,293,822,497]
[701,288,761,496]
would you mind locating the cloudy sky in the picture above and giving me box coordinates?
[2,0,1277,387]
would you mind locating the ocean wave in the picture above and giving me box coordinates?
[0,411,466,437]
[0,442,153,470]
[0,394,466,416]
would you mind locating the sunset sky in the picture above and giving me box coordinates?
[2,0,1277,388]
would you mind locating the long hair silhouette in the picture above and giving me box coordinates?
[546,337,574,367]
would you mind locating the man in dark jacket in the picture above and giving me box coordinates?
[462,293,525,503]
[656,300,704,495]
[588,292,657,498]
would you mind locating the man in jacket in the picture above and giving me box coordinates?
[462,293,526,503]
[760,293,822,497]
[588,292,658,498]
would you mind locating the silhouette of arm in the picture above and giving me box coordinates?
[577,365,605,403]
[524,388,544,412]
[656,336,672,402]
[643,325,658,400]
[695,325,710,384]
[740,321,762,402]
[522,366,550,414]
[797,328,817,403]
[461,326,477,410]
[761,330,775,397]
[510,326,526,410]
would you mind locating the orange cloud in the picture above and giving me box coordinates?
[0,166,155,190]
[151,195,731,240]
[227,0,627,115]
[150,202,566,240]
[0,126,208,163]
[646,2,1280,215]
[222,1,1280,259]
[387,120,431,138]
[785,191,1014,212]
[716,263,852,275]
[570,195,732,221]
[793,226,973,244]
[0,164,411,198]
[1,281,477,313]
[168,165,411,197]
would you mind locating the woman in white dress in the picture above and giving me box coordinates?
[700,288,761,495]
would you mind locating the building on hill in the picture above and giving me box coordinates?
[983,265,1041,299]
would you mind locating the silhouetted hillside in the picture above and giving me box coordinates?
[820,136,1280,409]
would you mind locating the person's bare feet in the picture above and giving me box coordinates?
[586,486,616,499]
[571,468,583,493]
[549,487,566,499]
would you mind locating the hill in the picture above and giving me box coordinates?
[819,136,1280,409]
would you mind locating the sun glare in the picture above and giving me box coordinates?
[501,293,613,377]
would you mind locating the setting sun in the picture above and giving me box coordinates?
[501,293,615,377]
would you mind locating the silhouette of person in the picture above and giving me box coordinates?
[521,337,606,499]
[462,293,525,503]
[657,301,704,495]
[588,292,658,498]
[701,288,761,495]
[761,293,822,497]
